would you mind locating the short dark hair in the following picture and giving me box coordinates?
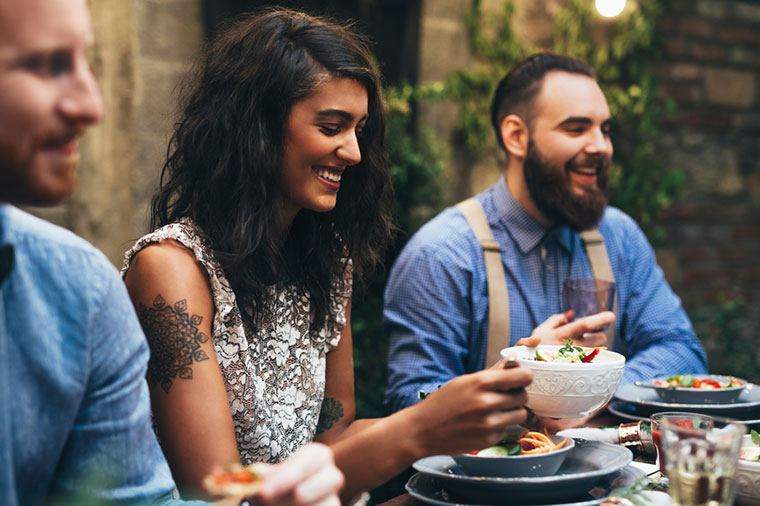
[490,53,596,151]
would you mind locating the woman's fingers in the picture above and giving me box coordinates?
[515,335,541,347]
[481,367,533,392]
[292,464,344,505]
[256,444,341,504]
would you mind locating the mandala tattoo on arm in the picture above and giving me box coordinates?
[136,295,210,393]
[316,397,344,434]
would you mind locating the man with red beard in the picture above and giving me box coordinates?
[384,53,707,422]
[0,1,344,504]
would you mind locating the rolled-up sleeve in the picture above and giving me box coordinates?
[52,272,195,504]
[618,220,708,383]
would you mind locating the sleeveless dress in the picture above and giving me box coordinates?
[121,219,352,464]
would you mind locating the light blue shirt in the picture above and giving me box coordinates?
[384,178,708,412]
[0,205,198,505]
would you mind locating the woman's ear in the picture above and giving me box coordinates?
[499,114,529,159]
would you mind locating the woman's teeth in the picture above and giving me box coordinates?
[314,167,342,182]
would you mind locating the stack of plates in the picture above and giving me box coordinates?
[406,440,644,505]
[610,383,760,428]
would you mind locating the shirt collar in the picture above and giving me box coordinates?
[490,177,572,255]
[0,204,13,286]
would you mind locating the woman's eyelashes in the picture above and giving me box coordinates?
[319,124,342,136]
[318,123,365,138]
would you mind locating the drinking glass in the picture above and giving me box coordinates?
[661,415,745,506]
[562,278,615,318]
[650,411,714,474]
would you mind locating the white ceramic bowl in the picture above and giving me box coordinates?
[736,434,760,506]
[501,345,626,419]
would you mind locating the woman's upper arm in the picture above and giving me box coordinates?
[123,241,239,499]
[314,300,357,444]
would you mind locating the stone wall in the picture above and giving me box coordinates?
[30,0,203,264]
[652,0,760,311]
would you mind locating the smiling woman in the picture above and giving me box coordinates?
[120,8,394,499]
[120,7,536,504]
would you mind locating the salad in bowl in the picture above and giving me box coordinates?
[644,374,747,404]
[502,340,625,419]
[736,430,760,505]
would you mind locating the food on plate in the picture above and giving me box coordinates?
[470,430,569,457]
[739,430,760,462]
[653,374,744,390]
[531,339,601,363]
[203,463,263,497]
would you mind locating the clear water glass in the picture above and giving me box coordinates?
[661,416,745,506]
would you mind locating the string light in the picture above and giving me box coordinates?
[595,0,627,18]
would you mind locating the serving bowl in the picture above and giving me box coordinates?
[736,434,760,506]
[453,435,574,478]
[642,375,746,404]
[501,345,626,419]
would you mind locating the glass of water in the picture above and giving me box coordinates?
[661,416,746,506]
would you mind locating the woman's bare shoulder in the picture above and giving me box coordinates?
[124,240,213,309]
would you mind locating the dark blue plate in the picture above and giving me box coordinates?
[405,465,645,505]
[412,440,632,504]
[614,383,760,417]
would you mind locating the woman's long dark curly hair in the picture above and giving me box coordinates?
[151,8,394,331]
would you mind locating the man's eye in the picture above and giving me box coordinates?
[23,52,72,77]
[48,53,73,76]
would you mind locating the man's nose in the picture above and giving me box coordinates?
[337,132,362,166]
[58,60,104,126]
[585,129,612,156]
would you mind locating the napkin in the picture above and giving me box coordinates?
[556,427,620,444]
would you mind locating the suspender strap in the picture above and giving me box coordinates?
[580,228,618,349]
[458,198,618,365]
[457,198,509,367]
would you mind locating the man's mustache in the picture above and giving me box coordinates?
[567,154,611,172]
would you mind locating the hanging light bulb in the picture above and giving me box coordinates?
[595,0,627,18]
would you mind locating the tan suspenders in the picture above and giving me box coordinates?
[457,198,617,367]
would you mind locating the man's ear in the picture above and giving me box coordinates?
[499,114,529,158]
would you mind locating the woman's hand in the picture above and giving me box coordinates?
[407,366,533,456]
[517,310,615,348]
[252,443,344,506]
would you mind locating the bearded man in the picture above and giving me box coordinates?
[383,53,707,420]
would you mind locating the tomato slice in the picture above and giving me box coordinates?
[581,348,600,363]
[701,378,721,388]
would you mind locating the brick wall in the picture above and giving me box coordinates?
[652,0,760,312]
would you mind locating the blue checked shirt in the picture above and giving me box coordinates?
[384,177,707,412]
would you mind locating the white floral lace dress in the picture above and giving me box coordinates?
[121,219,351,464]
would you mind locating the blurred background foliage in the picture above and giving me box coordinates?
[352,0,695,418]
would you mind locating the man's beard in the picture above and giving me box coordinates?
[523,140,610,231]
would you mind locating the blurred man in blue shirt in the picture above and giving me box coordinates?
[385,53,707,419]
[0,1,343,504]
